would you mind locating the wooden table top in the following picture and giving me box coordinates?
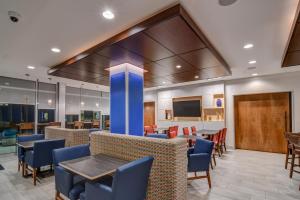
[59,154,130,181]
[196,129,219,135]
[17,140,46,149]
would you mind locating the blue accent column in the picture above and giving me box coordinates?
[110,64,144,136]
[110,72,126,134]
[128,72,143,135]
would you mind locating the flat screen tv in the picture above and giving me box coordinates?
[38,109,55,123]
[173,100,201,117]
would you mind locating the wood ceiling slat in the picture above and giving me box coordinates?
[145,16,205,54]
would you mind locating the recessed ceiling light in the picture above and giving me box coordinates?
[248,60,257,64]
[243,43,254,49]
[96,103,99,107]
[27,65,35,69]
[51,47,61,53]
[81,101,85,106]
[162,81,166,84]
[176,65,182,69]
[102,10,114,19]
[194,75,199,79]
[252,73,258,76]
[4,82,9,86]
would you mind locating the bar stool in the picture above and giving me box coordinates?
[287,133,300,179]
[284,132,300,169]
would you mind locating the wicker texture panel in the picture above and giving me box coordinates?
[90,132,187,200]
[45,127,89,147]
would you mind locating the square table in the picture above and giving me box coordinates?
[59,154,130,181]
[17,140,46,149]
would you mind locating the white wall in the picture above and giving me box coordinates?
[225,72,300,149]
[145,83,226,135]
[145,71,300,148]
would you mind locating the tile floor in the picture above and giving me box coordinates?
[0,150,299,200]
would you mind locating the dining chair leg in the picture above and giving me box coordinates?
[24,164,28,176]
[224,142,227,151]
[213,154,216,166]
[289,152,295,178]
[285,146,290,169]
[33,168,37,186]
[55,191,63,200]
[217,146,221,157]
[206,170,212,189]
[18,161,20,172]
[210,161,214,170]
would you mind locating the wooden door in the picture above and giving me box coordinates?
[144,102,155,126]
[234,92,291,153]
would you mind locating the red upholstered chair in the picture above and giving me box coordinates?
[183,127,190,136]
[220,128,227,153]
[191,126,197,136]
[168,130,177,139]
[212,131,222,157]
[173,126,179,136]
[152,125,157,129]
[144,126,155,136]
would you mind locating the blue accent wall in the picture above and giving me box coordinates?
[110,72,126,134]
[128,72,143,136]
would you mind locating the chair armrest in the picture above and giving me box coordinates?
[188,153,211,172]
[54,166,74,197]
[85,182,112,200]
[24,150,34,167]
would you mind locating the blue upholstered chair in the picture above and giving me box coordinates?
[52,144,91,200]
[24,139,65,185]
[80,156,154,200]
[187,139,214,188]
[17,134,44,174]
[146,133,168,139]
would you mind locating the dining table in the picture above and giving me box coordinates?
[196,129,219,136]
[59,154,130,181]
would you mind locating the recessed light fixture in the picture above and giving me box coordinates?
[51,47,61,53]
[248,60,257,64]
[48,99,52,105]
[194,75,199,79]
[102,10,114,19]
[243,43,254,49]
[81,101,85,106]
[252,73,258,76]
[4,82,10,86]
[162,81,166,84]
[176,65,182,69]
[96,103,99,107]
[27,65,35,69]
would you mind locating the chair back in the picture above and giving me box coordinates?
[17,134,45,160]
[212,130,221,144]
[52,144,90,166]
[183,127,190,136]
[221,128,227,142]
[191,126,197,135]
[168,130,177,139]
[112,156,154,200]
[92,120,100,128]
[49,122,61,127]
[287,133,300,150]
[144,126,155,135]
[194,139,214,155]
[74,121,83,129]
[33,139,65,167]
[173,126,179,135]
[152,125,157,129]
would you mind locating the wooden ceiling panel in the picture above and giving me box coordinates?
[155,56,197,72]
[180,48,221,69]
[118,33,174,61]
[145,16,205,54]
[97,44,151,67]
[283,51,300,67]
[48,4,230,88]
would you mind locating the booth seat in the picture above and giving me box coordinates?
[53,144,91,200]
[1,128,18,146]
[90,132,187,200]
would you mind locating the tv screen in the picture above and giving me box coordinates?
[173,100,201,117]
[38,109,55,123]
[84,111,93,121]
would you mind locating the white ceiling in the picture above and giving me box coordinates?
[0,0,299,91]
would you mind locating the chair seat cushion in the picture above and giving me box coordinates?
[69,183,85,200]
